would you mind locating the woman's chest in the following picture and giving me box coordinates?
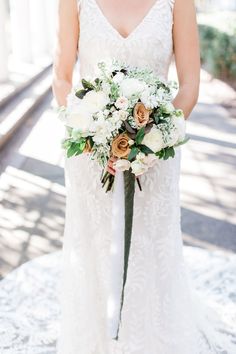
[78,0,174,78]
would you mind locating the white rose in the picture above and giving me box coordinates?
[141,92,159,109]
[115,96,129,110]
[66,105,92,133]
[143,154,157,168]
[113,159,131,172]
[82,90,109,113]
[162,102,175,114]
[156,87,166,103]
[119,78,145,98]
[118,109,129,121]
[91,117,112,145]
[136,152,145,162]
[131,159,148,176]
[113,72,125,84]
[66,90,80,110]
[163,129,179,147]
[173,115,186,142]
[142,126,164,153]
[101,82,111,95]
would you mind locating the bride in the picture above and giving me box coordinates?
[52,1,234,353]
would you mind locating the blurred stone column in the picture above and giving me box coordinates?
[29,0,50,64]
[9,0,32,62]
[44,0,59,56]
[0,0,9,81]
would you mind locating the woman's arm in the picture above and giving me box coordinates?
[172,0,200,119]
[52,0,80,106]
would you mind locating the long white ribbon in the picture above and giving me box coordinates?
[107,170,125,339]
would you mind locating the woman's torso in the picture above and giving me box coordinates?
[77,0,175,79]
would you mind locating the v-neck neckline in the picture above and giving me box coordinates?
[91,0,159,41]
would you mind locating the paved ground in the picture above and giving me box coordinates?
[0,74,235,278]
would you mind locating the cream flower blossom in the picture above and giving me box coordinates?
[120,78,145,98]
[113,159,131,172]
[66,105,92,133]
[115,96,129,110]
[82,90,109,113]
[142,126,164,153]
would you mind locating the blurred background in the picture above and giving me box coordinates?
[0,0,236,279]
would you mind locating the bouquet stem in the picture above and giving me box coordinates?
[101,170,115,192]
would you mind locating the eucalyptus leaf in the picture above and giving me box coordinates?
[155,149,165,159]
[135,127,145,145]
[75,89,87,99]
[161,146,175,160]
[174,136,190,147]
[128,147,138,161]
[81,78,95,90]
[139,144,154,154]
[153,113,160,124]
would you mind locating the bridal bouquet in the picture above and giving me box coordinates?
[58,60,189,339]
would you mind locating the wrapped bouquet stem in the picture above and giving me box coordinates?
[58,59,189,340]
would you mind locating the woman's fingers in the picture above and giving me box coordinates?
[107,156,117,176]
[107,166,116,175]
[110,156,117,162]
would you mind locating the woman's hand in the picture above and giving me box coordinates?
[107,156,118,176]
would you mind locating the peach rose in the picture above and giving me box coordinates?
[111,133,131,158]
[133,102,150,127]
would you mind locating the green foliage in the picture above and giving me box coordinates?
[135,127,145,145]
[75,89,87,99]
[139,144,154,154]
[199,24,236,80]
[128,147,139,161]
[81,78,95,90]
[156,146,175,160]
[66,139,86,158]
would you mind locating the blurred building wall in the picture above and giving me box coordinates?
[196,0,236,11]
[0,0,59,81]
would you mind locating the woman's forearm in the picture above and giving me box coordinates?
[172,83,199,120]
[52,78,72,107]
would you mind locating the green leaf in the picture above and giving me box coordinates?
[153,113,160,124]
[67,143,78,158]
[75,89,87,99]
[66,139,86,158]
[81,78,95,90]
[135,127,145,145]
[61,138,71,149]
[139,144,154,154]
[128,146,138,161]
[174,136,190,147]
[155,149,165,159]
[158,146,175,160]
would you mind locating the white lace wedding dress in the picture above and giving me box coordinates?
[56,0,235,353]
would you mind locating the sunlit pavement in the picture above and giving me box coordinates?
[0,75,236,278]
[0,93,65,278]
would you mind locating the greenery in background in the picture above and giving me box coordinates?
[197,12,236,82]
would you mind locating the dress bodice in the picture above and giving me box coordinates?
[77,0,175,80]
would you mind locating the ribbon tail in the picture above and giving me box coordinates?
[115,169,135,340]
[107,171,125,339]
